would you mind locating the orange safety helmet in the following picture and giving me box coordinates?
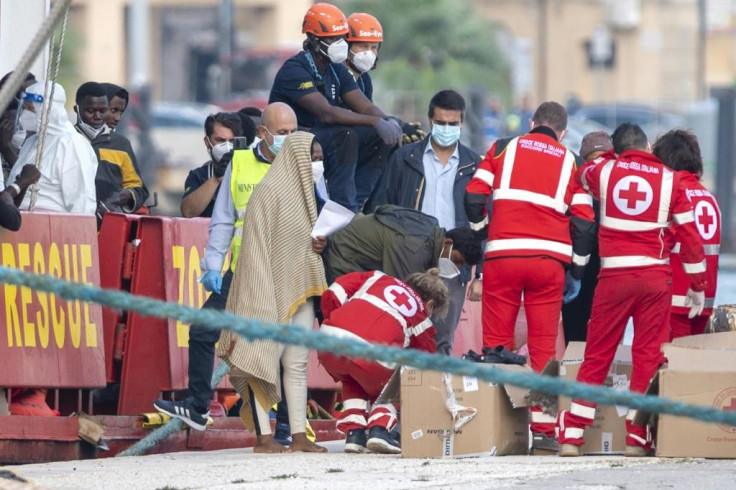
[302,3,349,37]
[346,13,383,43]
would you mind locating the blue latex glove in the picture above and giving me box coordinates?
[563,271,581,304]
[200,270,223,295]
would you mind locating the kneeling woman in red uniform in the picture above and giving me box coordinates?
[319,269,448,454]
[653,130,720,340]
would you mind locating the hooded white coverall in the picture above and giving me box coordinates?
[8,80,97,214]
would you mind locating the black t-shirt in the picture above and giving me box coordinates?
[356,72,373,102]
[269,51,359,128]
[183,161,218,218]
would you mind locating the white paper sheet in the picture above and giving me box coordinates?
[311,200,355,238]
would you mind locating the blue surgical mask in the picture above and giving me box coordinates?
[266,128,287,155]
[431,123,461,147]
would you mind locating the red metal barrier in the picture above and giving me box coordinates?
[0,212,105,388]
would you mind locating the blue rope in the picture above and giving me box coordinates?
[0,265,734,455]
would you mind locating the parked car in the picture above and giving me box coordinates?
[562,116,612,156]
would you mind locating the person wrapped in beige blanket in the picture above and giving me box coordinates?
[218,131,327,453]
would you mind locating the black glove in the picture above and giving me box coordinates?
[401,121,427,145]
[373,117,402,147]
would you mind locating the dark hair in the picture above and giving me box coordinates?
[100,82,129,107]
[239,106,262,118]
[236,111,257,146]
[532,101,567,133]
[75,81,108,105]
[612,122,648,154]
[652,129,703,177]
[204,112,243,138]
[0,72,37,110]
[445,227,483,266]
[428,90,466,121]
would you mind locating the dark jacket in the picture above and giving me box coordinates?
[323,205,444,284]
[367,137,482,229]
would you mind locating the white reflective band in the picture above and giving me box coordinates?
[682,261,707,274]
[672,243,720,255]
[571,193,594,207]
[601,255,669,268]
[354,270,385,298]
[628,433,648,446]
[659,170,674,224]
[410,318,434,337]
[342,398,369,411]
[572,253,591,266]
[672,295,715,308]
[556,151,576,203]
[564,428,585,440]
[600,215,669,232]
[337,414,367,429]
[570,402,596,420]
[486,238,572,257]
[473,168,495,187]
[673,210,695,225]
[470,216,488,231]
[328,282,348,305]
[493,188,568,214]
[499,138,519,190]
[530,411,557,423]
[233,227,243,239]
[321,325,399,368]
[356,294,408,330]
[626,409,637,421]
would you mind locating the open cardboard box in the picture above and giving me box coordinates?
[636,331,736,458]
[557,342,632,455]
[399,366,530,458]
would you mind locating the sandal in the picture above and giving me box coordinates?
[462,349,485,363]
[481,346,527,365]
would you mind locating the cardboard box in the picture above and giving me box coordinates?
[650,332,736,458]
[558,342,632,455]
[400,367,529,458]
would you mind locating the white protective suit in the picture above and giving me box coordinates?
[8,81,97,214]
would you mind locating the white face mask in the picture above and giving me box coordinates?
[323,38,349,64]
[351,50,377,73]
[18,110,38,132]
[311,160,324,184]
[438,244,460,279]
[208,139,233,163]
[76,108,105,140]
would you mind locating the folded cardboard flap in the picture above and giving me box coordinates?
[662,344,736,372]
[495,364,532,408]
[671,330,736,350]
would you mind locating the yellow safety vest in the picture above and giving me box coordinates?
[230,148,271,272]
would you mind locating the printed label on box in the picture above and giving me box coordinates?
[442,434,454,458]
[601,432,613,453]
[463,376,479,392]
[411,429,423,440]
[612,374,630,417]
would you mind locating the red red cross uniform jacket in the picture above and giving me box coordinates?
[667,173,720,316]
[579,150,707,290]
[465,128,596,278]
[320,270,437,362]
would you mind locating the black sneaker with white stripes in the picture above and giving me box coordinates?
[153,399,209,431]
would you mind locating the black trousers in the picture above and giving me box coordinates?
[561,252,601,343]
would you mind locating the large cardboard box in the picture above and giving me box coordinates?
[651,332,736,458]
[558,342,632,455]
[400,367,529,458]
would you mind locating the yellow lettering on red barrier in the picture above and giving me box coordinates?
[174,245,209,347]
[18,243,35,347]
[33,242,50,349]
[172,246,187,347]
[66,244,82,349]
[3,243,21,347]
[49,243,65,348]
[81,244,96,348]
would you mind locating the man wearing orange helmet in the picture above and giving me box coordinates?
[269,2,403,213]
[345,13,382,100]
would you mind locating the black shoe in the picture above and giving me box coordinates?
[481,346,527,365]
[462,349,485,363]
[389,421,401,444]
[153,399,209,431]
[532,432,559,453]
[274,422,292,446]
[366,426,401,454]
[344,429,368,453]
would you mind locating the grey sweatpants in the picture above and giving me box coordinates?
[432,275,467,355]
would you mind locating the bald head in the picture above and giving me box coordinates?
[258,102,298,161]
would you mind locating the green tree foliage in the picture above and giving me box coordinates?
[335,0,511,96]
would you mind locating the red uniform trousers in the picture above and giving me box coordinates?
[669,313,709,341]
[319,351,397,434]
[483,256,564,436]
[558,269,671,449]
